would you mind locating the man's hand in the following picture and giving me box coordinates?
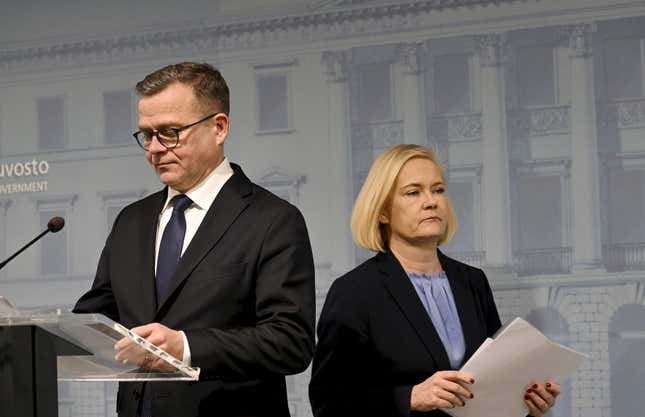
[114,323,184,371]
[410,371,475,412]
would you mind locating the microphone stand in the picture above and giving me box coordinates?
[0,229,52,271]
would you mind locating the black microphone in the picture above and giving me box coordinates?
[0,217,65,271]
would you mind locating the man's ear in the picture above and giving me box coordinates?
[213,113,229,146]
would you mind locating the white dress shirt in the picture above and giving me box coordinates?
[154,158,234,364]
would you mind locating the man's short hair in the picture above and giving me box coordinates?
[351,144,457,253]
[136,62,230,115]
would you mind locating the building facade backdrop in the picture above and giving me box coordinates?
[0,1,644,417]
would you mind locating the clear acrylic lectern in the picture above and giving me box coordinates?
[0,296,199,417]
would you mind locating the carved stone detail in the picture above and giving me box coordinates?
[352,121,404,149]
[398,42,426,74]
[474,33,506,67]
[322,50,351,82]
[529,106,571,135]
[615,99,645,128]
[508,106,571,137]
[558,23,597,57]
[429,113,482,141]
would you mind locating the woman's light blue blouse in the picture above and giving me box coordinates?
[406,271,466,370]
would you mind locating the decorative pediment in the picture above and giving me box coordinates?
[257,167,306,204]
[258,167,306,187]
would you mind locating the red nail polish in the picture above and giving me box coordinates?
[526,389,532,394]
[546,383,552,388]
[532,384,538,389]
[469,393,474,399]
[470,378,475,384]
[524,395,529,401]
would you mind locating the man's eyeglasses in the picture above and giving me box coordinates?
[132,113,217,151]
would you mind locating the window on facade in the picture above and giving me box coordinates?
[517,176,562,250]
[40,209,67,275]
[443,181,475,252]
[605,38,643,99]
[608,169,645,244]
[433,54,471,114]
[102,192,142,234]
[104,90,133,144]
[357,63,392,123]
[610,305,645,417]
[517,46,556,106]
[256,72,289,133]
[37,96,65,150]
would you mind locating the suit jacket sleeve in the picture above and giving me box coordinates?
[184,204,316,379]
[309,276,413,417]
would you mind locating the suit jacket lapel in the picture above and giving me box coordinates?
[139,190,167,323]
[155,165,252,315]
[438,250,480,363]
[377,252,452,371]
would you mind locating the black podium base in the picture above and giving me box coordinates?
[0,325,87,417]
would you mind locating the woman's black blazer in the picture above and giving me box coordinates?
[309,250,502,417]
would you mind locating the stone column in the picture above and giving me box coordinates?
[564,23,603,271]
[321,50,354,275]
[475,33,512,271]
[397,42,428,146]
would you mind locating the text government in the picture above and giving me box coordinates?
[0,159,50,178]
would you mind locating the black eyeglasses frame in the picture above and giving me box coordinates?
[132,113,217,151]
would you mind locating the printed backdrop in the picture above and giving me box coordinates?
[1,1,644,416]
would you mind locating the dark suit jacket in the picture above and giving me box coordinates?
[309,250,501,417]
[74,164,315,417]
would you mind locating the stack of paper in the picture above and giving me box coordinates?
[445,317,586,417]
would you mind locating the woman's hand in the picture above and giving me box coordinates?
[410,370,475,412]
[525,381,560,417]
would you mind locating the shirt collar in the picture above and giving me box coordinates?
[163,157,234,212]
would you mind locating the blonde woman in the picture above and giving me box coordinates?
[309,144,559,417]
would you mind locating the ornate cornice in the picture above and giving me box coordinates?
[0,0,524,73]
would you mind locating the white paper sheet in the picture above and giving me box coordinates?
[444,317,586,417]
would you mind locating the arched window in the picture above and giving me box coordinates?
[609,304,645,417]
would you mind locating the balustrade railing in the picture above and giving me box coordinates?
[514,247,573,276]
[603,242,645,272]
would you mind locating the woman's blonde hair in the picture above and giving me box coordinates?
[351,144,457,252]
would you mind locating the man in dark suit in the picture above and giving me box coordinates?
[74,62,315,417]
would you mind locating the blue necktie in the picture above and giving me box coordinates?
[155,194,192,304]
[141,194,192,417]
